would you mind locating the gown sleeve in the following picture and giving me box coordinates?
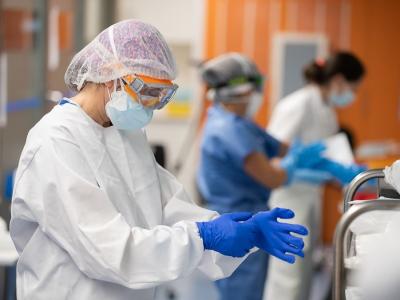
[12,136,213,289]
[263,131,283,158]
[158,165,248,280]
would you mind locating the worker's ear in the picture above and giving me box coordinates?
[104,79,123,91]
[104,80,114,89]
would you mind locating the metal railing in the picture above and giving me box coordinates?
[333,169,400,299]
[343,169,384,212]
[333,200,400,300]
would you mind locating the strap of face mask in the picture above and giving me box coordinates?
[118,78,124,92]
[106,79,119,100]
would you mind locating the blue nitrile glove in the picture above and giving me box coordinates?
[280,140,327,183]
[314,158,367,185]
[196,212,257,257]
[292,169,334,185]
[245,208,308,264]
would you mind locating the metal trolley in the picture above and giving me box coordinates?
[332,169,400,300]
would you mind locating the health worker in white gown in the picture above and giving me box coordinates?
[264,52,366,300]
[10,20,309,300]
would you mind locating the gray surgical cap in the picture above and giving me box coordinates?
[200,53,263,102]
[64,19,177,92]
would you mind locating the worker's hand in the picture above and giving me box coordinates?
[314,158,367,185]
[280,141,326,183]
[196,212,257,257]
[245,208,308,264]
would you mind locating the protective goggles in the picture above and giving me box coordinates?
[121,74,178,110]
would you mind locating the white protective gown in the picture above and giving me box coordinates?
[264,85,338,300]
[10,100,244,300]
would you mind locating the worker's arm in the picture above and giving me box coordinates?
[157,165,249,280]
[244,141,327,188]
[12,138,212,290]
[262,130,289,158]
[277,142,289,158]
[244,152,288,189]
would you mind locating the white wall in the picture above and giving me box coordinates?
[115,0,206,203]
[116,0,201,44]
[84,0,104,42]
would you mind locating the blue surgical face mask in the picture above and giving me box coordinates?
[329,90,355,107]
[105,81,153,130]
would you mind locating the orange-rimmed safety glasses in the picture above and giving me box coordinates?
[121,74,178,110]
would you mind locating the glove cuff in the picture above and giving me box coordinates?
[280,156,295,184]
[196,222,210,250]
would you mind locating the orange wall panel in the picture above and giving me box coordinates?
[296,0,317,32]
[204,0,218,59]
[203,0,400,141]
[225,0,245,52]
[203,0,400,244]
[59,11,73,50]
[325,0,345,50]
[1,9,33,51]
[338,0,400,143]
[321,184,343,244]
[253,0,272,124]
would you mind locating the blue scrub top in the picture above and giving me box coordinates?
[197,105,282,214]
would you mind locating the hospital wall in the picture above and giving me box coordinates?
[203,0,400,243]
[0,0,77,192]
[114,0,206,200]
[203,0,400,145]
[1,0,399,240]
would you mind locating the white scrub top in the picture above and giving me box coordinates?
[267,84,339,230]
[263,85,339,300]
[268,85,338,143]
[10,101,243,300]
